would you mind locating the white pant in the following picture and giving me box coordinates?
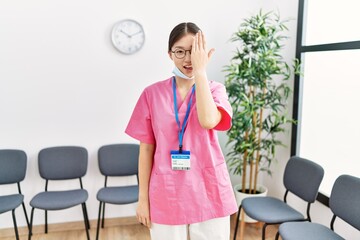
[150,216,230,240]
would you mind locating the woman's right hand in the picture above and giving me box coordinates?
[136,198,151,229]
[137,142,154,229]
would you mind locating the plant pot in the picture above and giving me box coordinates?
[234,183,268,223]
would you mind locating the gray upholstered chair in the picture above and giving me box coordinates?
[277,174,360,240]
[233,156,324,240]
[96,143,139,240]
[0,149,30,240]
[28,146,90,240]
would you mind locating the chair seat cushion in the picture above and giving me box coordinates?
[0,194,24,214]
[97,185,138,204]
[30,189,88,210]
[279,222,344,240]
[242,196,304,223]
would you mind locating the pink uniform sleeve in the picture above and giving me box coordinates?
[212,83,233,131]
[125,89,155,144]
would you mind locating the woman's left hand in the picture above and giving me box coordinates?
[191,31,215,76]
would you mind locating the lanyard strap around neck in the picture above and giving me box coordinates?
[172,77,195,153]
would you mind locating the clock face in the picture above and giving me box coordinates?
[111,19,145,55]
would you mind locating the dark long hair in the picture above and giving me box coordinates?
[168,22,201,52]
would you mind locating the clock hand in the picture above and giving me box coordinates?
[130,30,143,37]
[120,30,132,38]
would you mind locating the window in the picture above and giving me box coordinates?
[292,0,360,203]
[305,0,360,45]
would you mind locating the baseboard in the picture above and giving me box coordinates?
[0,216,138,238]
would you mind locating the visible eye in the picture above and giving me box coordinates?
[175,49,185,55]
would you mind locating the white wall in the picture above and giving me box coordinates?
[0,0,301,230]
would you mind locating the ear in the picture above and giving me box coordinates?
[168,51,174,60]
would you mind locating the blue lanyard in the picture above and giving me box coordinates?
[172,77,195,153]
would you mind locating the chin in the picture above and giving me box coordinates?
[185,71,193,77]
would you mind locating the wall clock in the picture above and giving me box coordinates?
[111,19,145,55]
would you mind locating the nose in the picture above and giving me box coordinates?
[184,50,191,60]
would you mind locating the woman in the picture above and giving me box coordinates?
[125,22,237,240]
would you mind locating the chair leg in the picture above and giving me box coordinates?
[45,210,48,233]
[233,205,241,240]
[96,201,103,240]
[275,231,280,240]
[239,209,246,240]
[12,209,20,240]
[83,203,90,229]
[22,202,30,229]
[82,203,90,230]
[262,223,268,240]
[101,202,106,228]
[81,203,90,240]
[28,208,35,240]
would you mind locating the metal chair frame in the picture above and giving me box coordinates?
[0,149,30,240]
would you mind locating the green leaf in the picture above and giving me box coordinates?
[224,9,301,187]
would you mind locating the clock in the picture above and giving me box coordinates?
[111,19,145,55]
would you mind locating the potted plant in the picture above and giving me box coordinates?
[224,10,300,220]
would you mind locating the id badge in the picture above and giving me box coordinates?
[170,150,191,170]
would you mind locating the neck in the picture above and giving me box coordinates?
[174,77,195,90]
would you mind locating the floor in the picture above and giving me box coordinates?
[0,214,280,240]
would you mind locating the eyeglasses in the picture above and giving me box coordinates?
[171,49,191,59]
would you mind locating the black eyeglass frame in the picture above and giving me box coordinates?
[170,49,192,59]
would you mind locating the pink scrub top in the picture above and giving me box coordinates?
[125,77,237,225]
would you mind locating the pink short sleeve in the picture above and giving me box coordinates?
[211,82,233,131]
[125,89,155,144]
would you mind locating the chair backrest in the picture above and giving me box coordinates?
[0,149,27,185]
[98,143,139,177]
[283,156,324,202]
[330,174,360,230]
[38,146,88,180]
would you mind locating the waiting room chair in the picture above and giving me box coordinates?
[28,146,90,240]
[0,149,30,240]
[233,156,324,240]
[96,143,139,240]
[277,174,360,240]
